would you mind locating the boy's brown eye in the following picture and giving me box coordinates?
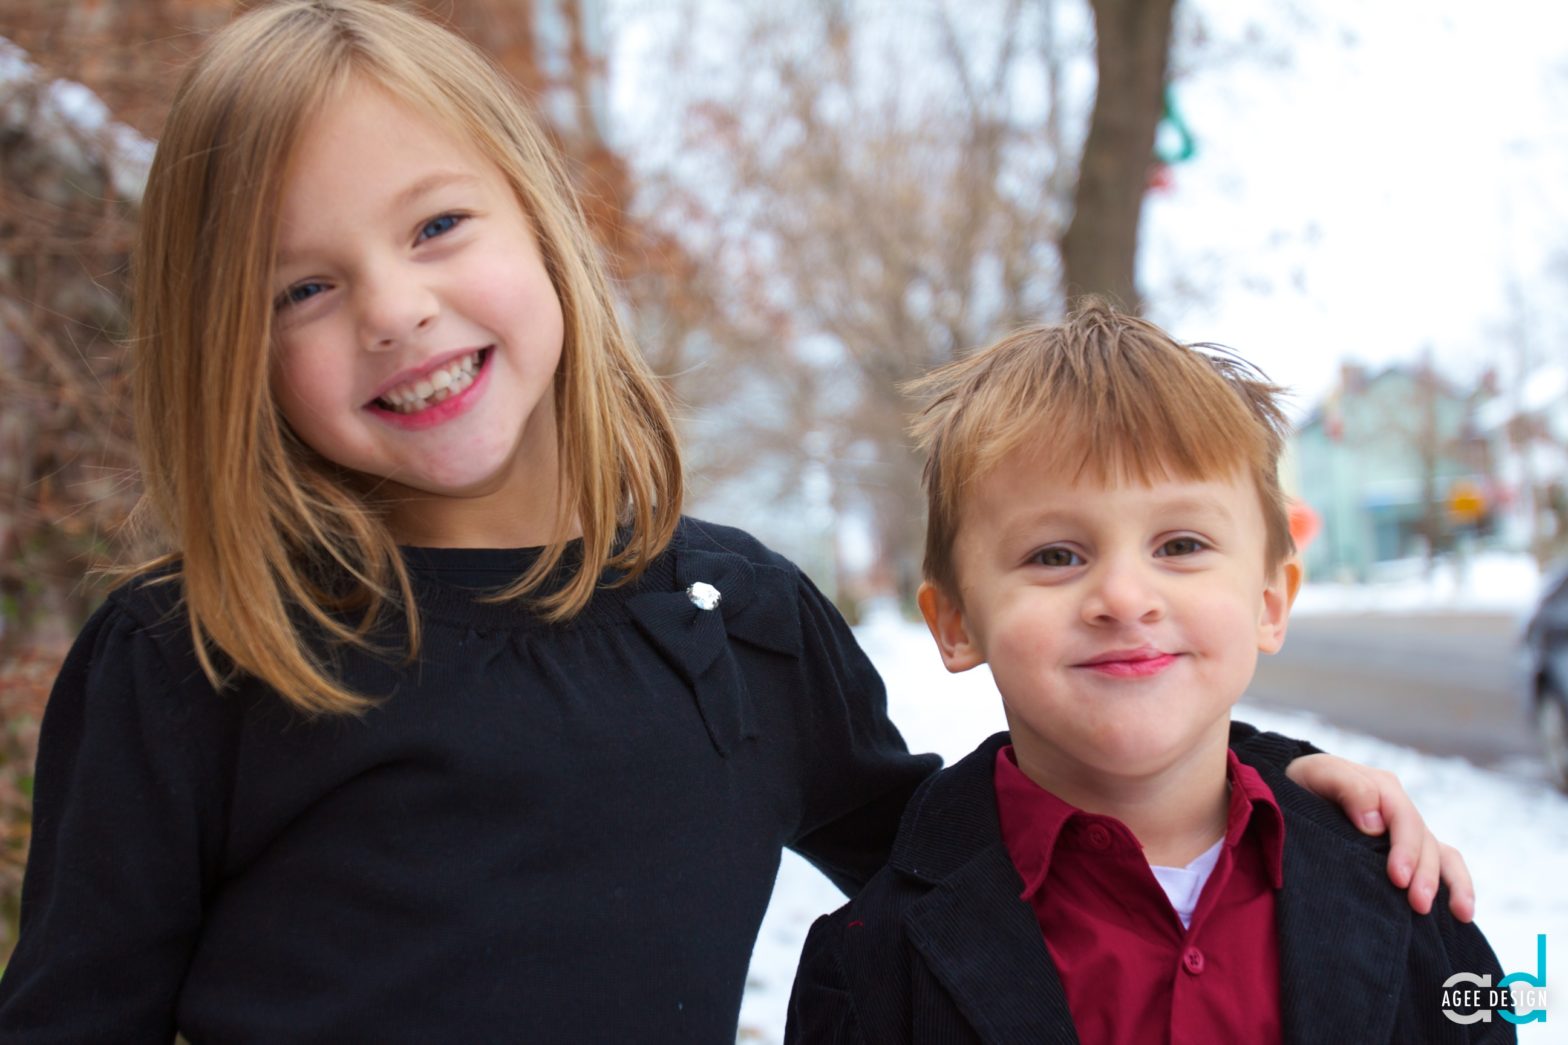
[1158,537,1205,557]
[1033,547,1082,568]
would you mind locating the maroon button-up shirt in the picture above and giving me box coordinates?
[995,746,1286,1045]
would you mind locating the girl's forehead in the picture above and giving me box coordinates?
[271,82,520,264]
[297,80,451,154]
[283,81,499,197]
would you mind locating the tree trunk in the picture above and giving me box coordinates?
[1060,0,1176,311]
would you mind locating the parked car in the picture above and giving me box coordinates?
[1519,566,1568,791]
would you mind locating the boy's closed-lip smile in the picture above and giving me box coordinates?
[1075,646,1179,678]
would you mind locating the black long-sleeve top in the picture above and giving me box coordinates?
[0,518,1308,1042]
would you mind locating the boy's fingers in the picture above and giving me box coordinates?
[1439,844,1477,923]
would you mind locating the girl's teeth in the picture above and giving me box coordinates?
[375,350,483,413]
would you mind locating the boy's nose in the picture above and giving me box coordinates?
[1081,559,1165,626]
[357,267,438,351]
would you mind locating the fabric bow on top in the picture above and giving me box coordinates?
[626,544,802,756]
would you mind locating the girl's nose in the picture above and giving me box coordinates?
[1081,557,1165,626]
[357,265,438,351]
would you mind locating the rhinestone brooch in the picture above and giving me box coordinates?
[686,581,722,611]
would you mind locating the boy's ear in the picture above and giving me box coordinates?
[917,580,986,673]
[1257,556,1303,655]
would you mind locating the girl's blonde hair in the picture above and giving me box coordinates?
[132,0,682,715]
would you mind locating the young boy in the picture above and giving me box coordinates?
[785,302,1512,1043]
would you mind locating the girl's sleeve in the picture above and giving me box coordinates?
[0,595,229,1043]
[785,571,941,896]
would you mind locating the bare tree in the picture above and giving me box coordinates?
[1060,0,1175,310]
[634,0,1078,602]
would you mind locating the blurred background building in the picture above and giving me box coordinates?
[1290,361,1495,581]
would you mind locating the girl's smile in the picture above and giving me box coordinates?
[366,347,492,429]
[368,346,488,414]
[269,79,566,545]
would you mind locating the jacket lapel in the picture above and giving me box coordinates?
[905,842,1080,1045]
[890,732,1080,1045]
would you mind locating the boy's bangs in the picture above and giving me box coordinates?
[966,336,1271,494]
[1015,376,1266,492]
[912,303,1294,592]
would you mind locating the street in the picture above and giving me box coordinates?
[1248,612,1541,770]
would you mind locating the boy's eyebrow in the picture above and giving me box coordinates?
[997,493,1237,543]
[1147,494,1237,522]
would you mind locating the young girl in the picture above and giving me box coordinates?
[0,1,1468,1040]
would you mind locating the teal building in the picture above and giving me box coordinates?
[1289,364,1492,581]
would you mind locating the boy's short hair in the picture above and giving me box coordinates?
[908,299,1294,595]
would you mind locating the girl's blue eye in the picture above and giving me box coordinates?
[1157,536,1207,557]
[1032,547,1083,568]
[276,281,326,310]
[417,213,464,242]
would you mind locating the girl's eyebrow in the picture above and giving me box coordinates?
[391,170,480,213]
[274,170,482,269]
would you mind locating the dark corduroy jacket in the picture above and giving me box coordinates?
[787,731,1516,1045]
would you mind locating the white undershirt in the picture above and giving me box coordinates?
[1149,837,1224,929]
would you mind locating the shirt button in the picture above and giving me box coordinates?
[1182,946,1206,975]
[1086,824,1111,849]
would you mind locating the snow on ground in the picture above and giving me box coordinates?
[1293,551,1545,619]
[738,578,1566,1042]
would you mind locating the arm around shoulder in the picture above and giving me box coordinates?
[785,567,939,894]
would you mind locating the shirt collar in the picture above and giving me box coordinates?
[993,745,1286,899]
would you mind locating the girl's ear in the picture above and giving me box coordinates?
[1257,556,1304,655]
[917,581,986,673]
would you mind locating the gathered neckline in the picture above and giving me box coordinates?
[398,538,676,632]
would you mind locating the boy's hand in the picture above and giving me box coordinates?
[1285,753,1475,922]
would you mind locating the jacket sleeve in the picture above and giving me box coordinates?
[0,594,230,1043]
[785,570,941,895]
[786,912,870,1045]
